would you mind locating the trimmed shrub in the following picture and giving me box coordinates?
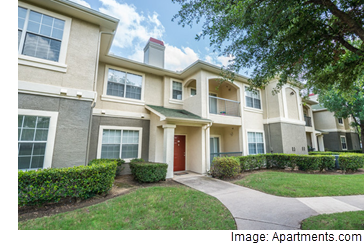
[18,161,117,206]
[238,154,266,171]
[88,158,125,176]
[295,156,320,171]
[319,155,336,171]
[209,156,241,179]
[339,154,364,172]
[265,153,297,169]
[129,161,167,183]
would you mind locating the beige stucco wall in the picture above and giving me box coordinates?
[285,88,300,120]
[18,18,99,91]
[210,126,240,153]
[243,111,264,130]
[263,83,281,119]
[148,113,164,163]
[313,111,337,130]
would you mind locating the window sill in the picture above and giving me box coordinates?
[18,55,67,73]
[101,95,145,106]
[244,107,263,114]
[169,99,183,105]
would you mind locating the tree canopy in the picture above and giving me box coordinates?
[172,0,364,91]
[316,81,364,152]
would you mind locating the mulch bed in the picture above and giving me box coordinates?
[18,175,181,222]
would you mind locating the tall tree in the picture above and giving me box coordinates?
[172,0,364,91]
[315,82,364,152]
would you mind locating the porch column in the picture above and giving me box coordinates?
[317,135,325,151]
[163,124,176,179]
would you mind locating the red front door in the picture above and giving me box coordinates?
[174,135,186,171]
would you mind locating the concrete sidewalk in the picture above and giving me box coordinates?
[173,173,364,230]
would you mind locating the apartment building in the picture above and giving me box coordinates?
[309,94,361,151]
[19,0,357,178]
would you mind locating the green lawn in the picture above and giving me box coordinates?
[302,211,364,230]
[18,186,236,230]
[235,171,364,197]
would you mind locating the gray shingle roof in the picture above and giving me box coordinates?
[147,105,211,122]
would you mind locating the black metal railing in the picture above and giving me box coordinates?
[210,152,243,164]
[304,116,312,127]
[209,96,240,117]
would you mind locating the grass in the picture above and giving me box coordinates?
[301,211,364,230]
[235,171,364,197]
[18,186,236,230]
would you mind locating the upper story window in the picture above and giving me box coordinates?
[338,117,343,125]
[191,88,197,96]
[18,6,65,62]
[172,81,182,100]
[245,87,261,109]
[107,68,143,100]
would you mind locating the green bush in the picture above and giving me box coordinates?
[129,161,167,183]
[339,154,364,172]
[295,156,320,171]
[209,156,241,179]
[319,155,336,171]
[88,158,125,176]
[18,161,117,206]
[265,153,297,169]
[238,154,266,171]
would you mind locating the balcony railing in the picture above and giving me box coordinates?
[210,152,243,164]
[209,96,240,117]
[304,116,312,127]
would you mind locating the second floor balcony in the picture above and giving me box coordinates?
[209,95,240,117]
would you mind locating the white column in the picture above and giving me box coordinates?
[312,132,318,151]
[318,135,325,151]
[163,124,176,179]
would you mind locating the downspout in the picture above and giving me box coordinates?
[203,121,213,173]
[85,31,115,165]
[265,89,272,153]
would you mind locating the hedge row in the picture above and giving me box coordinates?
[129,158,167,183]
[238,154,336,172]
[88,158,125,176]
[18,160,117,206]
[339,154,364,172]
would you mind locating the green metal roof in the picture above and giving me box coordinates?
[311,104,326,110]
[146,105,211,122]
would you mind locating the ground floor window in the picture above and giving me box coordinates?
[18,109,58,170]
[247,132,265,154]
[340,136,347,150]
[98,126,142,160]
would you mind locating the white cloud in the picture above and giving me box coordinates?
[98,0,165,49]
[165,44,199,71]
[71,0,91,8]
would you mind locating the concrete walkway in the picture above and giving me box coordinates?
[173,173,364,230]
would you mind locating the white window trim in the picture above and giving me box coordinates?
[340,135,347,150]
[102,65,145,105]
[244,86,263,111]
[18,109,58,170]
[18,1,72,72]
[210,135,223,154]
[190,87,197,97]
[97,126,143,162]
[246,129,266,155]
[338,118,344,125]
[170,79,183,103]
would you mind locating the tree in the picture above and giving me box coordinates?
[315,82,364,152]
[172,0,364,91]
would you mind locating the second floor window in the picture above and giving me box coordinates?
[245,87,261,109]
[18,6,65,62]
[172,81,182,100]
[107,68,142,100]
[338,118,343,124]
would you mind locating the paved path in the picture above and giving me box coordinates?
[173,173,364,230]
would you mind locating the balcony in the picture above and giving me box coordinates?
[209,96,240,117]
[304,116,312,127]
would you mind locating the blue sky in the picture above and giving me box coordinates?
[71,0,239,73]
